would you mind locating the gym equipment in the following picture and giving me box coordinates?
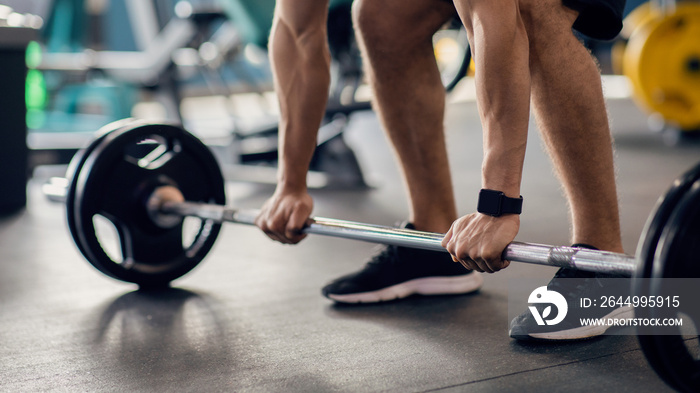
[42,120,648,285]
[635,179,700,392]
[0,14,38,214]
[622,1,700,131]
[611,2,660,75]
[31,0,370,189]
[44,121,700,391]
[433,16,473,91]
[43,119,700,284]
[64,119,226,284]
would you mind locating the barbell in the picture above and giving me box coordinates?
[47,119,700,392]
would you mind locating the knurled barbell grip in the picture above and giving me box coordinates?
[161,200,638,277]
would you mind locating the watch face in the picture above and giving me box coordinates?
[478,189,503,216]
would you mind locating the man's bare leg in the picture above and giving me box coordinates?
[521,0,624,253]
[320,0,482,304]
[352,0,458,233]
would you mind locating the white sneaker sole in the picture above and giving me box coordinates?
[327,272,484,304]
[528,305,635,340]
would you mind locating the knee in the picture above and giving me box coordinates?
[351,0,437,54]
[517,0,578,38]
[352,0,399,50]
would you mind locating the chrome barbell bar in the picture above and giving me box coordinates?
[45,178,638,277]
[159,199,638,277]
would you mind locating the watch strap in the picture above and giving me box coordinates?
[477,189,523,217]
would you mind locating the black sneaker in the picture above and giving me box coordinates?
[321,224,483,303]
[509,266,634,341]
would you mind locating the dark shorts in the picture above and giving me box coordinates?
[562,0,626,40]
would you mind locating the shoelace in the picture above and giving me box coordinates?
[365,223,412,268]
[548,268,604,300]
[366,245,401,268]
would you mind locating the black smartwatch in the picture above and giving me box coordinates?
[477,189,523,217]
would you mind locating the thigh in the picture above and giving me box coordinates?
[518,0,580,34]
[353,0,458,45]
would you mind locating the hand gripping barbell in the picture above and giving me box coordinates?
[46,120,700,392]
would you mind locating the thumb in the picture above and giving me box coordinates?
[286,205,312,238]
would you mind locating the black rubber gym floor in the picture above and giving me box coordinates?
[1,93,699,392]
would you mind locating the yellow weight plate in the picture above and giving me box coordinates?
[622,2,662,39]
[624,3,700,131]
[612,2,662,74]
[611,41,627,75]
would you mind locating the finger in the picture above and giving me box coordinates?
[256,215,281,242]
[285,230,307,244]
[473,257,495,274]
[480,251,502,273]
[254,209,268,229]
[266,230,288,244]
[446,242,462,265]
[486,259,504,272]
[453,248,479,271]
[264,217,292,244]
[481,247,509,272]
[457,258,471,270]
[270,211,296,242]
[441,226,454,248]
[450,242,473,268]
[488,258,511,272]
[286,206,311,243]
[460,259,483,272]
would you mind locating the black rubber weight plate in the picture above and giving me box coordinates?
[66,119,146,268]
[67,123,226,287]
[634,161,700,392]
[642,179,700,393]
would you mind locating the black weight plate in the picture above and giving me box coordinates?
[635,161,700,279]
[634,161,700,390]
[66,119,149,266]
[68,123,226,287]
[640,179,700,393]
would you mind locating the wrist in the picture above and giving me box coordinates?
[481,155,523,199]
[276,175,308,194]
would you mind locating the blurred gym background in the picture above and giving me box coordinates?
[0,0,696,216]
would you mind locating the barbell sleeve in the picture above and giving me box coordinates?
[161,200,638,277]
